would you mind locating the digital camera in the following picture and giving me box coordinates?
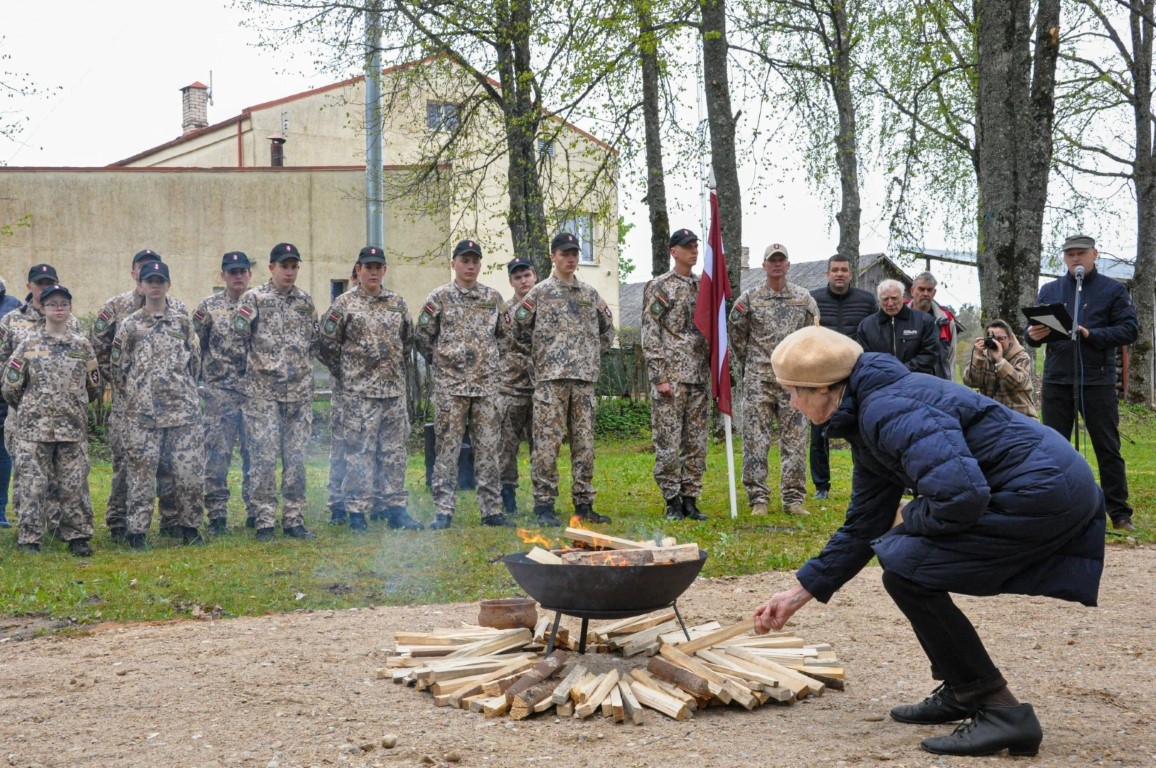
[983,336,999,351]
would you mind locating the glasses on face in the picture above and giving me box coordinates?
[43,302,71,310]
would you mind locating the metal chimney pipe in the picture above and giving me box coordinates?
[269,135,286,167]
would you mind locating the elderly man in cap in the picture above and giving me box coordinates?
[193,252,255,534]
[729,242,819,517]
[1026,234,1139,532]
[513,231,615,526]
[641,227,710,521]
[234,243,320,542]
[3,284,101,555]
[1,264,85,532]
[92,250,189,542]
[415,239,514,530]
[753,325,1106,757]
[320,246,424,533]
[111,261,206,548]
[498,257,538,516]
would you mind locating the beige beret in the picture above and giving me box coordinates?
[771,326,863,387]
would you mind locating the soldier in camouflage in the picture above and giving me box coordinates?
[512,231,615,526]
[2,285,100,555]
[319,246,424,533]
[498,257,537,516]
[729,243,819,517]
[0,264,84,534]
[325,264,359,526]
[91,250,189,542]
[234,243,319,542]
[193,252,254,534]
[110,261,206,548]
[415,239,513,530]
[641,228,711,522]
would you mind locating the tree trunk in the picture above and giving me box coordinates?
[496,0,551,277]
[700,0,743,292]
[975,0,1059,334]
[1127,0,1155,405]
[829,1,862,279]
[637,0,672,278]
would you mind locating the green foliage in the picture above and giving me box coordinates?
[594,397,651,437]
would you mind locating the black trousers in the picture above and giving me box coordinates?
[881,570,1007,703]
[1041,383,1132,522]
[809,421,830,492]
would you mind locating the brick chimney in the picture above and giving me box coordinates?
[181,82,210,134]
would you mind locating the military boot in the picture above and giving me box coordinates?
[208,518,228,535]
[429,513,453,530]
[533,504,561,527]
[328,503,348,525]
[283,525,317,540]
[681,496,708,521]
[128,533,147,550]
[67,538,93,557]
[255,527,275,542]
[574,502,611,524]
[349,513,368,534]
[664,497,685,521]
[181,527,206,546]
[386,507,425,531]
[500,485,518,516]
[109,526,128,544]
[482,513,517,528]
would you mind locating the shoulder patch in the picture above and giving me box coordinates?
[323,308,341,336]
[514,298,535,322]
[647,290,671,318]
[192,308,206,333]
[5,360,22,384]
[110,338,123,364]
[94,308,112,333]
[417,301,438,327]
[729,301,748,321]
[238,305,254,319]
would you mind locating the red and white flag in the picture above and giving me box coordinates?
[693,187,733,416]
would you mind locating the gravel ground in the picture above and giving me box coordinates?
[0,543,1152,768]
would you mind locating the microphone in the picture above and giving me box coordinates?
[1075,265,1085,281]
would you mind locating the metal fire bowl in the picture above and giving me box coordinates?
[501,550,708,618]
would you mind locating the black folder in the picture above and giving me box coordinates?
[1023,303,1073,343]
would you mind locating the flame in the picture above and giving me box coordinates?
[582,551,633,566]
[517,528,554,548]
[568,515,588,530]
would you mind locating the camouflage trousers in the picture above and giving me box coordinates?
[123,419,205,535]
[499,393,533,488]
[531,379,596,507]
[242,398,311,530]
[203,387,252,521]
[342,395,409,516]
[651,382,709,499]
[107,409,180,531]
[5,412,61,531]
[327,387,347,511]
[741,379,806,507]
[432,391,501,518]
[14,440,93,545]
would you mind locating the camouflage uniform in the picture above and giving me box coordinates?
[234,280,318,531]
[192,292,252,524]
[729,282,818,508]
[414,282,504,519]
[0,302,82,527]
[2,328,100,546]
[641,271,710,499]
[326,381,349,516]
[92,290,188,533]
[318,285,413,518]
[499,294,535,495]
[110,306,204,536]
[512,275,614,508]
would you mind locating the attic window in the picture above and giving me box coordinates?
[537,138,555,157]
[427,102,460,132]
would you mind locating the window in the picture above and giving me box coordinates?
[426,102,460,132]
[331,279,349,303]
[537,138,555,157]
[557,213,595,263]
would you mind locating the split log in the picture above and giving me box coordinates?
[657,645,730,702]
[720,648,826,697]
[446,628,532,658]
[559,544,701,566]
[551,664,588,705]
[675,618,756,655]
[556,700,574,717]
[571,672,602,703]
[786,664,845,690]
[504,650,570,700]
[617,679,645,725]
[717,635,806,649]
[696,649,781,689]
[594,611,676,642]
[630,668,702,710]
[564,527,650,550]
[575,671,620,718]
[525,546,565,565]
[448,657,540,707]
[620,620,681,656]
[481,694,510,717]
[629,680,690,720]
[509,679,561,720]
[658,621,722,646]
[646,656,711,698]
[609,686,624,721]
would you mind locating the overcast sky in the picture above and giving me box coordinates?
[2,0,986,308]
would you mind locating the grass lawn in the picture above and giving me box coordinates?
[1,406,1152,626]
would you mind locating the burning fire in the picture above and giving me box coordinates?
[517,529,554,548]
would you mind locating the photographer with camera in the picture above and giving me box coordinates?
[962,320,1036,417]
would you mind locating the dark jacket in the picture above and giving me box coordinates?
[1026,267,1138,386]
[796,353,1105,607]
[0,290,24,423]
[856,305,938,374]
[811,285,878,339]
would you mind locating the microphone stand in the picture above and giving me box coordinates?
[1071,269,1083,452]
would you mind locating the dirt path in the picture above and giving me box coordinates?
[1,545,1152,768]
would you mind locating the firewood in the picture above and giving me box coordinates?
[525,546,565,565]
[532,615,552,644]
[571,672,602,703]
[550,664,588,705]
[675,618,756,655]
[534,695,557,714]
[617,679,645,725]
[448,657,540,707]
[601,691,614,718]
[720,648,826,697]
[696,650,781,689]
[557,700,574,717]
[418,655,536,683]
[575,671,620,718]
[658,621,722,646]
[629,680,690,720]
[481,694,510,717]
[786,664,845,690]
[630,669,701,710]
[564,527,650,550]
[717,635,806,649]
[482,671,531,696]
[559,544,701,566]
[446,628,533,658]
[504,650,570,699]
[646,656,712,698]
[610,686,624,721]
[657,644,731,702]
[594,611,677,642]
[394,628,505,645]
[464,693,490,712]
[620,620,681,656]
[509,679,561,720]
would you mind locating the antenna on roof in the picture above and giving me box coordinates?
[208,71,214,106]
[281,111,290,136]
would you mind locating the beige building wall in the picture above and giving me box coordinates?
[0,167,449,318]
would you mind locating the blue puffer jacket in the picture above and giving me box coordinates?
[796,353,1105,606]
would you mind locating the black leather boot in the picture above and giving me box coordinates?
[429,513,453,530]
[182,526,206,546]
[208,518,228,535]
[283,525,317,540]
[482,513,518,528]
[920,703,1042,757]
[501,485,518,516]
[67,538,93,557]
[349,513,368,533]
[533,504,561,527]
[664,497,684,521]
[680,496,708,521]
[386,507,425,531]
[574,502,610,524]
[891,683,976,724]
[329,503,348,525]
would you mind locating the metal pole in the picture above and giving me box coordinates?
[365,2,385,249]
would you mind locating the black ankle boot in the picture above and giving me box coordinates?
[664,497,684,521]
[533,504,561,527]
[386,507,425,531]
[920,703,1042,757]
[429,513,452,530]
[182,526,206,546]
[574,502,610,524]
[680,496,707,520]
[208,518,228,535]
[500,485,518,515]
[349,513,368,533]
[68,538,93,557]
[891,683,976,724]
